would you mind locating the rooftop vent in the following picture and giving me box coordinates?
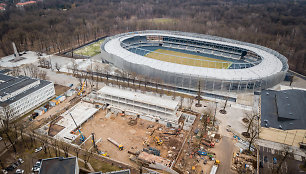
[266,92,269,95]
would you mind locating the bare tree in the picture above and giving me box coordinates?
[94,64,102,89]
[103,64,111,84]
[247,118,259,152]
[83,150,93,168]
[38,70,48,80]
[55,62,61,72]
[242,112,258,138]
[219,96,228,114]
[273,146,292,174]
[11,67,21,76]
[86,66,94,91]
[71,59,78,76]
[0,105,17,153]
[74,147,81,158]
[61,142,70,158]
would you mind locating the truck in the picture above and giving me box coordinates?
[210,160,220,174]
[107,138,124,151]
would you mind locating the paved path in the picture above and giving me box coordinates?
[215,136,235,174]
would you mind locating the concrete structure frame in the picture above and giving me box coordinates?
[89,86,181,128]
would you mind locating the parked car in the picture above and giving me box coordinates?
[264,156,268,162]
[18,158,24,164]
[273,157,277,164]
[5,165,14,171]
[0,136,2,141]
[31,167,40,172]
[259,161,264,168]
[15,169,24,174]
[2,169,8,174]
[35,147,42,153]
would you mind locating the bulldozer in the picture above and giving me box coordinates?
[154,136,163,145]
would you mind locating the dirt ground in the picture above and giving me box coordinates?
[80,109,187,167]
[54,84,70,96]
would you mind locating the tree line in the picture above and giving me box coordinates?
[0,0,305,75]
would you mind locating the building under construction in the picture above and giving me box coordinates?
[87,86,182,128]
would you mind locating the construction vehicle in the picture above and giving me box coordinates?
[70,113,85,142]
[78,81,85,96]
[154,136,163,145]
[92,133,107,156]
[107,138,124,151]
[209,160,220,174]
[143,129,163,146]
[198,150,207,156]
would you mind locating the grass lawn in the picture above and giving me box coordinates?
[74,39,105,57]
[145,48,231,69]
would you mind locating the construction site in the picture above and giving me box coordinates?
[32,76,239,174]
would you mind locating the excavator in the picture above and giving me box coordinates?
[143,129,163,146]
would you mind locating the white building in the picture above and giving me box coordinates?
[88,86,181,127]
[0,71,55,121]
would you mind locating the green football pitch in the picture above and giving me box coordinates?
[145,49,232,69]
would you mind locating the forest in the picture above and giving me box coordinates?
[0,0,305,75]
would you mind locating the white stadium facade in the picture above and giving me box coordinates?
[100,30,288,93]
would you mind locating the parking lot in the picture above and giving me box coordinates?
[259,146,306,174]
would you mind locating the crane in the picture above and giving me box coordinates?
[78,81,85,96]
[70,113,85,142]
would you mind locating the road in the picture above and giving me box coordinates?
[215,136,235,174]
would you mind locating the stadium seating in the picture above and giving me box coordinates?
[121,35,262,69]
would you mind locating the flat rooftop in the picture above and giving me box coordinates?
[0,75,37,97]
[261,89,306,130]
[39,157,77,174]
[55,101,99,142]
[98,86,179,110]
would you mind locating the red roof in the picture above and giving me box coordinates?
[16,1,37,6]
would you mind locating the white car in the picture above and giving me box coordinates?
[18,158,24,164]
[0,137,2,141]
[15,169,24,174]
[32,167,40,172]
[34,147,42,153]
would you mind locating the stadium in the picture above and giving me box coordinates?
[100,30,288,93]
